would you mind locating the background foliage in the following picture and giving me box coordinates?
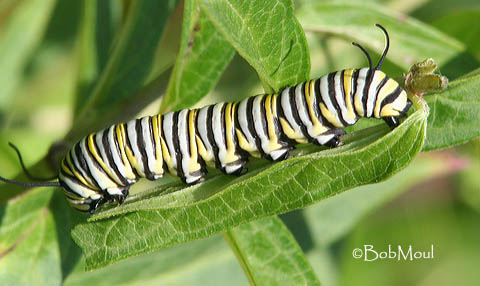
[0,0,479,285]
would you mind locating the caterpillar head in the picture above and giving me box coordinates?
[353,24,412,128]
[378,85,412,128]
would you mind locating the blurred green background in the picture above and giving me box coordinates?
[0,0,479,285]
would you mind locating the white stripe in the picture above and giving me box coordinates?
[94,130,123,185]
[107,125,135,183]
[177,109,196,181]
[315,134,335,145]
[280,87,303,134]
[252,95,270,153]
[319,74,342,124]
[212,103,227,167]
[79,139,116,190]
[197,105,214,161]
[70,144,94,188]
[354,68,369,116]
[126,119,146,177]
[366,71,381,117]
[334,71,355,125]
[141,117,160,178]
[295,83,314,137]
[162,112,178,170]
[59,173,100,199]
[238,98,257,149]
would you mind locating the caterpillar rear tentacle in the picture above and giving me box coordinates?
[0,24,413,214]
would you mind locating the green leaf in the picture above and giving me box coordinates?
[0,0,56,112]
[423,68,480,151]
[296,1,464,70]
[0,189,61,286]
[431,9,480,62]
[159,0,235,113]
[68,0,178,142]
[304,155,451,247]
[64,235,248,286]
[224,216,320,285]
[199,0,310,92]
[71,96,428,270]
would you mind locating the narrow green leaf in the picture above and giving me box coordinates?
[73,0,114,116]
[159,0,235,113]
[296,1,464,70]
[224,216,320,286]
[423,69,480,151]
[199,0,310,92]
[0,0,56,112]
[0,189,61,286]
[71,96,428,270]
[68,0,178,142]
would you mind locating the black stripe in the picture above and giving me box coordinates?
[192,108,207,173]
[158,116,170,174]
[172,111,185,181]
[220,103,227,150]
[88,133,121,185]
[194,108,208,152]
[148,117,157,161]
[298,81,317,135]
[276,89,298,145]
[270,94,289,147]
[289,83,311,139]
[260,96,270,140]
[59,173,100,199]
[74,141,101,189]
[84,134,118,187]
[313,79,335,129]
[380,85,403,109]
[185,111,192,158]
[206,105,221,169]
[247,96,266,157]
[233,102,251,159]
[327,72,348,127]
[362,69,374,116]
[101,128,128,185]
[135,119,155,180]
[376,76,390,98]
[123,123,140,178]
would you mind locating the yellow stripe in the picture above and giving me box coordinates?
[158,116,176,175]
[343,69,356,121]
[116,124,136,179]
[64,189,83,200]
[265,94,283,151]
[279,117,307,143]
[224,103,239,164]
[61,159,74,176]
[320,103,343,128]
[188,110,201,172]
[66,151,96,190]
[305,80,328,135]
[374,79,398,118]
[151,115,164,174]
[87,134,119,184]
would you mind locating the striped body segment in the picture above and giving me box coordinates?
[59,68,411,213]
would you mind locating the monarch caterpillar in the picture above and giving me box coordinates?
[0,24,412,213]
